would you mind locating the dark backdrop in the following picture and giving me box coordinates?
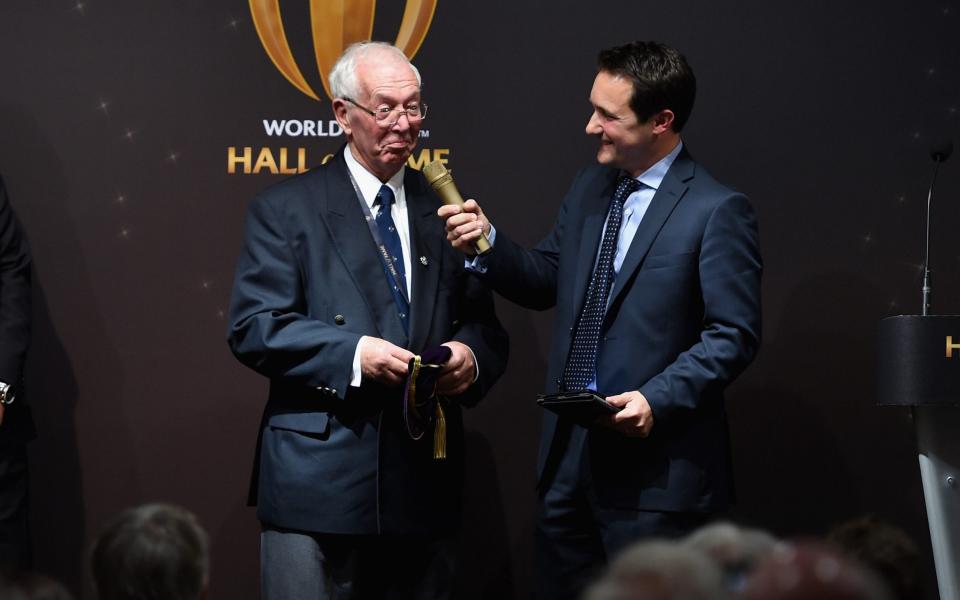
[2,1,958,598]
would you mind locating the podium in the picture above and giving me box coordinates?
[878,315,960,600]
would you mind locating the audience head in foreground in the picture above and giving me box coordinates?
[827,515,921,600]
[91,503,209,600]
[0,571,74,600]
[584,539,730,600]
[739,541,893,600]
[683,521,778,591]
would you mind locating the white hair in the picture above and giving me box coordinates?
[585,540,729,600]
[328,41,422,100]
[683,521,778,568]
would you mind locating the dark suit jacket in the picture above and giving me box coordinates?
[227,149,508,535]
[0,175,33,445]
[479,149,761,513]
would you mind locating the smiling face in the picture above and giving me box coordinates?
[585,70,675,177]
[333,49,422,182]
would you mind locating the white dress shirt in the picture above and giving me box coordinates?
[345,145,413,387]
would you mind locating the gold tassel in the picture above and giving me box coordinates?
[433,400,447,460]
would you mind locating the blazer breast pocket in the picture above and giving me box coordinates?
[640,251,696,271]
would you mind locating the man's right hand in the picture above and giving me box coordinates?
[359,336,416,386]
[437,199,491,256]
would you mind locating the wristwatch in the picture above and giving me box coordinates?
[0,382,14,405]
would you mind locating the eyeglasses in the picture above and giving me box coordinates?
[343,97,428,127]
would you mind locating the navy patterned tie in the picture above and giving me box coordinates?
[562,175,640,390]
[374,184,409,334]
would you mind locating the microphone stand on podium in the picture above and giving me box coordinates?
[877,139,958,600]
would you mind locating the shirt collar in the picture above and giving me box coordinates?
[635,141,683,191]
[344,144,405,210]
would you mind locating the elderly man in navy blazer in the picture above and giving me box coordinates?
[440,41,762,599]
[228,42,507,599]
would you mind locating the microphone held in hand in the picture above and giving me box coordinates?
[422,160,492,255]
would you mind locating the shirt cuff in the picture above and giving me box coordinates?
[467,346,480,383]
[464,224,496,273]
[350,336,367,387]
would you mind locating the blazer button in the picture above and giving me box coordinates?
[334,314,346,325]
[330,389,337,396]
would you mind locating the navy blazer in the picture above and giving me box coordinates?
[479,149,761,513]
[227,149,508,535]
[0,175,33,445]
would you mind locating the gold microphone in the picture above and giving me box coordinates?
[422,160,491,255]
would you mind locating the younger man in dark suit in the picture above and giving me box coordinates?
[439,41,762,599]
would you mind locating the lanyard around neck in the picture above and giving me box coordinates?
[345,170,410,305]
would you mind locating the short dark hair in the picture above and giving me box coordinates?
[828,515,921,600]
[597,41,696,132]
[91,504,209,600]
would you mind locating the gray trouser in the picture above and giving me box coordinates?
[261,526,454,600]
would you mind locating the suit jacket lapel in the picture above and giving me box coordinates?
[607,152,694,308]
[320,150,408,345]
[405,170,442,353]
[572,172,618,316]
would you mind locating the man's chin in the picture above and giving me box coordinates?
[381,145,413,162]
[596,147,615,165]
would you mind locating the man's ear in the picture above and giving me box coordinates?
[332,99,352,136]
[651,109,675,134]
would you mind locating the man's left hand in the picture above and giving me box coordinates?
[600,390,654,437]
[437,341,475,396]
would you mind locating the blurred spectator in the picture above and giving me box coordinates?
[738,541,893,600]
[584,539,729,600]
[91,504,208,600]
[0,571,74,600]
[683,521,777,591]
[827,515,921,600]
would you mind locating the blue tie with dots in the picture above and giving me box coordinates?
[562,175,640,391]
[375,184,409,334]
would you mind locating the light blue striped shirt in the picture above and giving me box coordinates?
[604,141,683,281]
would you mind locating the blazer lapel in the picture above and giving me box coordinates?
[320,151,408,345]
[405,169,442,353]
[607,152,694,309]
[571,172,618,316]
